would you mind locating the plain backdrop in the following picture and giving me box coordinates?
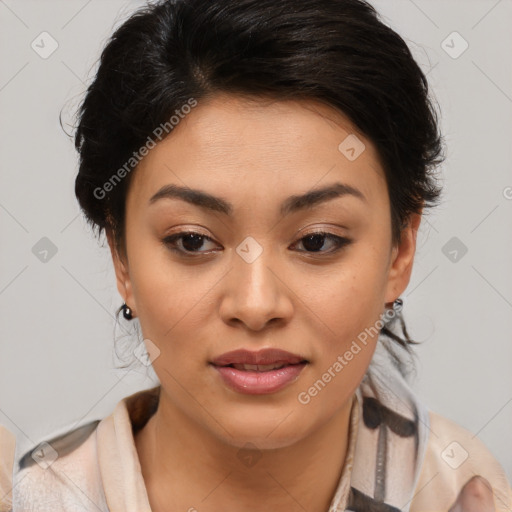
[1,0,511,482]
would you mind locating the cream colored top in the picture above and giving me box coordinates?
[2,386,512,511]
[0,426,15,512]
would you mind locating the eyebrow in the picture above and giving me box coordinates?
[148,182,367,216]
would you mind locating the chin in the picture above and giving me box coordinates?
[211,414,309,451]
[226,432,305,452]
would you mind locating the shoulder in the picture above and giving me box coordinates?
[17,420,99,472]
[0,425,16,512]
[12,420,108,511]
[8,386,158,511]
[410,410,512,512]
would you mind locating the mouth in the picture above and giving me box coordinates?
[210,347,309,368]
[215,361,308,372]
[209,349,309,395]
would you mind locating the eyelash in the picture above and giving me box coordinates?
[162,230,352,257]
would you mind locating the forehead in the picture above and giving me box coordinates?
[127,94,387,210]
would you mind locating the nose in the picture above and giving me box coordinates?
[218,246,294,332]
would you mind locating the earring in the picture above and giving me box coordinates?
[121,302,133,320]
[393,298,403,310]
[385,297,403,311]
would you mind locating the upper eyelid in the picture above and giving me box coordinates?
[166,229,344,242]
[164,230,350,254]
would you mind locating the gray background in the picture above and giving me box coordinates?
[1,0,511,482]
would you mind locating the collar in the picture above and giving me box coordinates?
[96,385,360,511]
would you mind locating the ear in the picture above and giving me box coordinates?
[384,210,422,304]
[106,228,136,314]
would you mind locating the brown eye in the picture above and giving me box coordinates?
[162,230,351,257]
[292,231,352,254]
[163,231,219,255]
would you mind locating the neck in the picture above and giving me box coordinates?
[135,391,356,512]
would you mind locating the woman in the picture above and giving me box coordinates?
[2,0,511,510]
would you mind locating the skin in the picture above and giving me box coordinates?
[106,92,423,512]
[449,476,495,512]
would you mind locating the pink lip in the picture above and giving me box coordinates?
[209,348,309,395]
[211,362,308,395]
[210,348,308,366]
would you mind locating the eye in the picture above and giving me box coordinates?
[162,231,219,255]
[162,230,352,257]
[291,231,352,254]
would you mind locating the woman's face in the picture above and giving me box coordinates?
[108,93,420,449]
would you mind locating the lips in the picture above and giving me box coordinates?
[210,349,309,394]
[210,348,308,370]
[230,362,289,371]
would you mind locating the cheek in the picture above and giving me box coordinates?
[126,237,223,365]
[134,269,213,343]
[296,264,386,412]
[303,244,390,345]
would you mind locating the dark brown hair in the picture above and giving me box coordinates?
[73,0,445,365]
